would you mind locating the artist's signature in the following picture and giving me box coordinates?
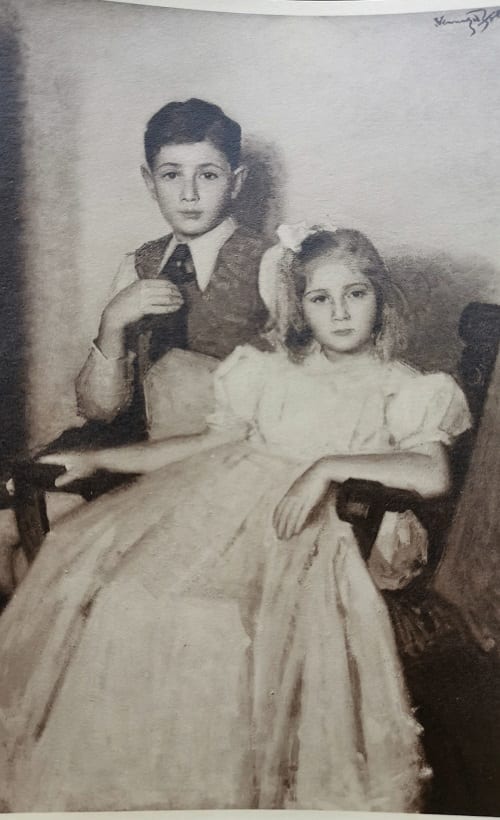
[434,7,500,34]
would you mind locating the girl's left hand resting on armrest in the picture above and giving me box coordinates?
[273,442,450,540]
[273,462,332,540]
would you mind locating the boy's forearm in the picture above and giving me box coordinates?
[96,311,128,359]
[75,347,134,422]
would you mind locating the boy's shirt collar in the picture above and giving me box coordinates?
[162,217,237,291]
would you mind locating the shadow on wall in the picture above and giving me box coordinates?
[388,253,498,376]
[233,135,286,239]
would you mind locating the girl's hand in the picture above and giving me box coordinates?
[273,462,332,540]
[38,451,101,488]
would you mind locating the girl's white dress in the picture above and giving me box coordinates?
[0,346,470,813]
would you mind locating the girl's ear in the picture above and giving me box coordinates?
[141,164,157,202]
[231,165,248,200]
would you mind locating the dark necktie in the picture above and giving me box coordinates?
[149,243,199,361]
[165,243,196,287]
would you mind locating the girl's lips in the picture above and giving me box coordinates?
[332,328,354,336]
[179,211,202,218]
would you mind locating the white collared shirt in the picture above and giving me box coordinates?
[162,216,237,292]
[108,216,237,297]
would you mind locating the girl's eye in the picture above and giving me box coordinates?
[348,289,367,299]
[310,294,328,304]
[201,172,218,180]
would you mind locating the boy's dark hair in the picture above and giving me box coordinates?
[144,98,242,169]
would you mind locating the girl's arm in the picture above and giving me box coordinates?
[40,426,246,488]
[274,443,449,540]
[316,442,450,498]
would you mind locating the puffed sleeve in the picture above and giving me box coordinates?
[387,372,472,450]
[206,345,269,434]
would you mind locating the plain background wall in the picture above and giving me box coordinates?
[9,0,500,446]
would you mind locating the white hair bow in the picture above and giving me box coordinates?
[259,221,339,318]
[276,222,319,253]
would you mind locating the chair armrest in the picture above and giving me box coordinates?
[12,458,140,502]
[336,478,424,524]
[10,457,141,564]
[335,478,426,563]
[12,460,67,493]
[11,418,148,501]
[336,477,452,576]
[6,420,147,564]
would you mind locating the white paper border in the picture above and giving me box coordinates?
[101,0,500,17]
[5,1,499,820]
[0,812,470,820]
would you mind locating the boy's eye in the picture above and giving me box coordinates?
[161,172,178,180]
[201,172,218,180]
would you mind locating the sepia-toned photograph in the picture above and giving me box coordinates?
[0,0,499,814]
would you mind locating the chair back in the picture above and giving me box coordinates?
[443,303,500,517]
[434,303,500,651]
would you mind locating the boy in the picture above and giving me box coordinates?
[76,98,268,439]
[4,100,269,573]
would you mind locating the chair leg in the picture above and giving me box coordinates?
[14,485,50,564]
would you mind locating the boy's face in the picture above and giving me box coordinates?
[142,141,246,241]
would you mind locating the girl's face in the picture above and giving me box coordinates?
[302,254,378,358]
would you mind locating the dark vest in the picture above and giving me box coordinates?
[124,227,269,436]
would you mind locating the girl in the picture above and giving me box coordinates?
[0,225,471,813]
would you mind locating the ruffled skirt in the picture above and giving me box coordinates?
[0,443,426,811]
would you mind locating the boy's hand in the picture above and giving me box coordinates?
[106,280,184,326]
[273,462,331,540]
[98,280,184,357]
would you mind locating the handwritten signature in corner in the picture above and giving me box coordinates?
[434,7,500,35]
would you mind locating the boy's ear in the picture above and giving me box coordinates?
[231,165,248,200]
[141,164,157,201]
